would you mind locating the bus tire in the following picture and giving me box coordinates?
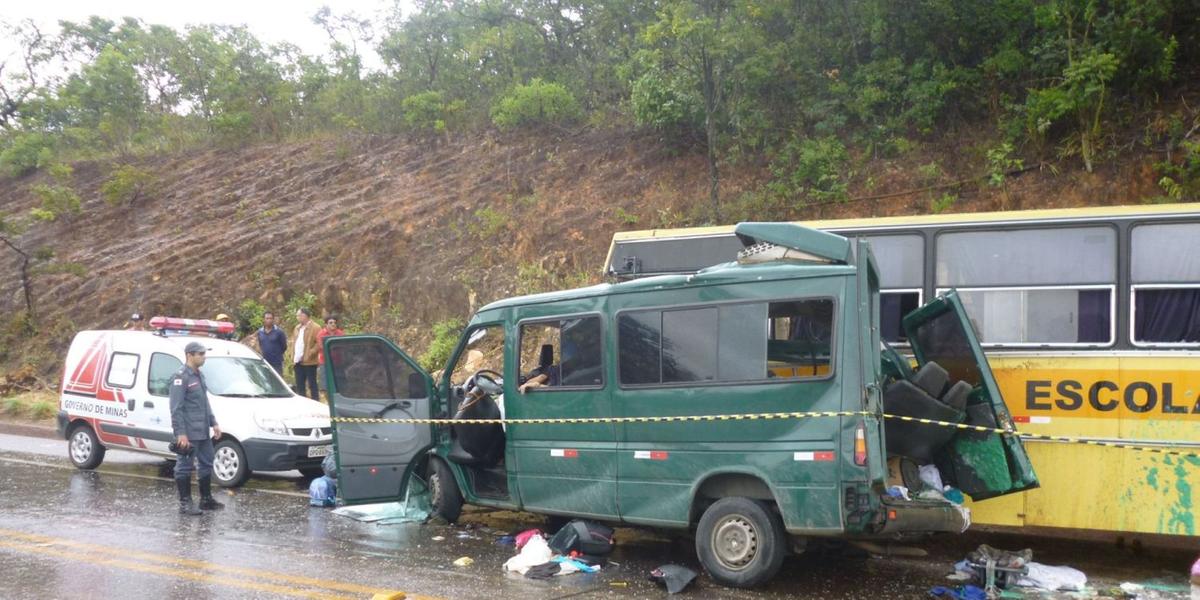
[68,422,106,470]
[428,458,463,523]
[696,497,787,588]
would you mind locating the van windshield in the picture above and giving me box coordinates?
[201,357,293,398]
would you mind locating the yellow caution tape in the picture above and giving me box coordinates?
[329,411,1200,459]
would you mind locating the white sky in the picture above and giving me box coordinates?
[2,0,411,70]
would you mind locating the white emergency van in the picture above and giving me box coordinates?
[56,317,333,487]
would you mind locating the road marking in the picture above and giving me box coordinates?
[0,539,357,599]
[0,455,305,497]
[0,529,443,600]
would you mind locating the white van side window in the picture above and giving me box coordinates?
[107,352,140,389]
[148,353,183,397]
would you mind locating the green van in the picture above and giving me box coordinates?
[323,222,1038,588]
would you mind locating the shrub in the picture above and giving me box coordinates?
[3,397,23,416]
[235,298,268,338]
[420,318,464,371]
[768,136,850,203]
[0,132,55,177]
[101,165,158,207]
[30,163,82,222]
[401,91,464,134]
[631,71,701,131]
[490,79,581,130]
[28,400,55,420]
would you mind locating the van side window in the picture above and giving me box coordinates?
[107,352,140,389]
[148,353,183,397]
[331,339,425,399]
[519,316,603,388]
[618,299,835,386]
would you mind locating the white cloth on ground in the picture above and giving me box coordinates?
[1016,562,1087,591]
[503,535,553,575]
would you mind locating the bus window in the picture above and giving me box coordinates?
[935,226,1116,346]
[858,234,922,345]
[1131,222,1200,345]
[617,299,834,386]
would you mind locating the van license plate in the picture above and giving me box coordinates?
[307,445,331,458]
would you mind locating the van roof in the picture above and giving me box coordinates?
[78,330,259,359]
[479,258,855,314]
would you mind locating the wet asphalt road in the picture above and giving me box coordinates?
[0,433,1195,600]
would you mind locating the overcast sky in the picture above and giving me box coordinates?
[2,0,410,68]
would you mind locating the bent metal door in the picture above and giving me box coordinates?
[325,335,434,505]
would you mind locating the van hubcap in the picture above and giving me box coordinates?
[213,446,239,481]
[70,431,92,463]
[712,515,758,570]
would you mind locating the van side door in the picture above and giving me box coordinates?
[324,335,436,505]
[854,240,888,488]
[507,314,617,518]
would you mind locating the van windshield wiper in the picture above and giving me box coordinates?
[218,393,256,398]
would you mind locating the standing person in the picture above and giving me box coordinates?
[292,308,321,399]
[255,311,287,375]
[170,341,223,515]
[315,315,345,368]
[126,313,146,331]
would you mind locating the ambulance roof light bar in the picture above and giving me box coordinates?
[149,316,236,338]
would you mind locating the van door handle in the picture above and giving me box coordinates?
[143,400,155,409]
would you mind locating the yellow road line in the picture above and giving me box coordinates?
[0,529,443,600]
[0,539,355,599]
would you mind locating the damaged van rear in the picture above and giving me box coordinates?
[323,222,1038,589]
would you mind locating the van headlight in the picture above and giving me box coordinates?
[255,415,288,435]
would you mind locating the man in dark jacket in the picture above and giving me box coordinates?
[170,341,223,515]
[255,311,287,374]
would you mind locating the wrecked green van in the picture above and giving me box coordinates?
[323,222,1038,588]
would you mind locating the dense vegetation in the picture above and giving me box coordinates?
[1,0,1198,216]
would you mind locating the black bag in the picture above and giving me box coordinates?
[548,519,615,557]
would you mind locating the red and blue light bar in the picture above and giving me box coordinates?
[149,316,235,337]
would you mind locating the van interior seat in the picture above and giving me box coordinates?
[449,395,506,468]
[910,361,949,398]
[882,360,964,462]
[941,380,972,412]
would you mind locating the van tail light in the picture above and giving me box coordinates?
[854,422,868,466]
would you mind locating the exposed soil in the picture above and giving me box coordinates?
[0,125,1173,379]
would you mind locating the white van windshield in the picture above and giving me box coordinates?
[201,357,293,398]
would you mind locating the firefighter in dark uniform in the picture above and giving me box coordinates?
[170,341,224,515]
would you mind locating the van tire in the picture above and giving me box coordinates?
[696,497,787,588]
[212,438,250,488]
[428,458,463,523]
[67,423,105,470]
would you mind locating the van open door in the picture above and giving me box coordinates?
[902,291,1039,501]
[324,335,436,505]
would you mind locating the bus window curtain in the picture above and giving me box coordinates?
[1135,289,1200,343]
[1077,290,1110,343]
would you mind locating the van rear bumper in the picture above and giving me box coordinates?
[876,498,968,535]
[242,438,331,472]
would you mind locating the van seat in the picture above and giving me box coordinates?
[911,361,949,398]
[941,381,972,412]
[883,379,962,462]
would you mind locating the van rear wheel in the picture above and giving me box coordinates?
[68,423,105,470]
[428,458,462,523]
[696,497,787,588]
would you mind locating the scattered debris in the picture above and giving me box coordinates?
[1016,562,1087,592]
[929,584,986,600]
[431,536,445,542]
[331,479,431,524]
[452,557,474,567]
[548,519,615,557]
[308,475,337,507]
[650,565,697,594]
[1191,556,1199,585]
[503,534,553,575]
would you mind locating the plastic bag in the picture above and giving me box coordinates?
[308,475,337,507]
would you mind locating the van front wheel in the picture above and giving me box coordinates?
[212,438,250,487]
[696,497,787,588]
[428,458,462,523]
[68,423,105,470]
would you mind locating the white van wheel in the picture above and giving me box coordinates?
[696,497,787,588]
[68,423,106,470]
[212,438,249,487]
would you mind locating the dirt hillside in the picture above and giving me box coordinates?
[0,126,1167,376]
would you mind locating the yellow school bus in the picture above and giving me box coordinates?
[604,203,1200,540]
